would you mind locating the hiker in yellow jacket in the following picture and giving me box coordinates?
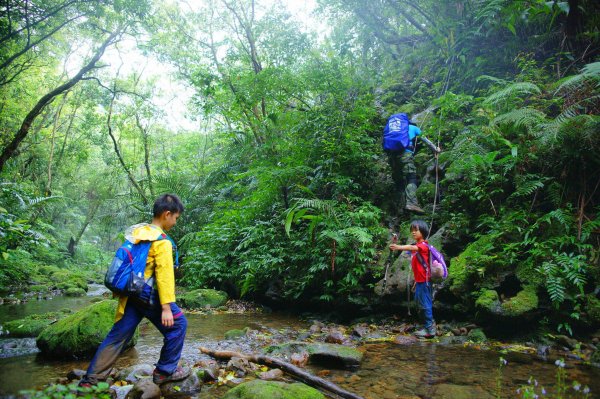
[80,194,189,387]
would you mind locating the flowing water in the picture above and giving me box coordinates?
[1,287,599,398]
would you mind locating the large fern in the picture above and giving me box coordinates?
[492,107,547,132]
[483,82,541,106]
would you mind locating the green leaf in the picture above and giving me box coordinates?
[507,22,516,36]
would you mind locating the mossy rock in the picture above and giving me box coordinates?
[2,309,71,337]
[467,328,487,343]
[178,289,228,309]
[265,342,363,369]
[223,380,325,399]
[37,300,137,359]
[29,285,49,293]
[475,289,501,314]
[225,327,249,340]
[56,278,88,292]
[448,235,496,295]
[500,287,538,317]
[65,287,86,297]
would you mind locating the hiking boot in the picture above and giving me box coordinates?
[153,366,191,385]
[405,203,425,214]
[413,328,435,339]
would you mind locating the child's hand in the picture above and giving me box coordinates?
[161,305,174,327]
[389,244,402,251]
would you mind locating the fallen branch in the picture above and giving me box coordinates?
[199,346,364,399]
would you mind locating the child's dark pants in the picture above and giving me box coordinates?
[82,300,187,385]
[415,282,434,329]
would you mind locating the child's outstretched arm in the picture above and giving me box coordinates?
[390,243,418,252]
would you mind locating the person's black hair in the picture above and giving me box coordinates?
[410,219,429,238]
[153,194,184,217]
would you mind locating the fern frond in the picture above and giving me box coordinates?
[556,61,600,94]
[484,82,541,106]
[492,107,546,131]
[476,75,509,85]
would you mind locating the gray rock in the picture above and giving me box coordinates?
[226,357,253,377]
[111,384,134,399]
[258,368,284,380]
[126,379,161,399]
[265,342,363,369]
[324,330,345,344]
[66,369,86,380]
[117,364,154,383]
[196,359,219,381]
[351,324,369,338]
[160,369,202,396]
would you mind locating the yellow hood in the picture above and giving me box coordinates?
[125,223,165,244]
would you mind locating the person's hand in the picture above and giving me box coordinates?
[435,146,441,153]
[161,305,174,327]
[389,244,402,251]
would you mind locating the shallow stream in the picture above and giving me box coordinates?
[1,287,599,398]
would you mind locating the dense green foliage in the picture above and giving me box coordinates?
[1,0,599,333]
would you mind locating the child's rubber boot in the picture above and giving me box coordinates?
[414,328,435,339]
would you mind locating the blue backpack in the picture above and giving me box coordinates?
[104,233,178,305]
[383,113,410,151]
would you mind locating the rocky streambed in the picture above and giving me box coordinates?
[2,288,600,398]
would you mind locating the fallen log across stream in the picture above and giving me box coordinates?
[199,346,365,399]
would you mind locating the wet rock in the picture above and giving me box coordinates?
[536,345,550,359]
[351,324,369,338]
[258,368,284,380]
[433,383,494,399]
[37,300,137,359]
[117,364,154,383]
[309,321,324,334]
[195,359,219,381]
[178,289,228,309]
[227,357,252,377]
[467,328,487,343]
[439,335,469,345]
[374,250,413,296]
[222,379,325,399]
[394,335,418,345]
[160,369,202,396]
[265,342,363,369]
[324,330,345,344]
[111,384,135,399]
[555,335,578,350]
[66,369,86,380]
[126,378,161,399]
[290,352,309,367]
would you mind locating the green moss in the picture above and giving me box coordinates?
[178,289,228,309]
[223,380,325,399]
[501,286,538,317]
[585,295,600,324]
[475,289,501,313]
[225,327,249,340]
[30,285,49,293]
[449,235,496,295]
[2,310,70,337]
[467,328,487,343]
[65,287,86,297]
[416,182,435,206]
[37,300,137,358]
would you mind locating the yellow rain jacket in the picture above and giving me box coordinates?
[115,223,176,321]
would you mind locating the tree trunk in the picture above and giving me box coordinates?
[0,29,121,172]
[136,114,154,198]
[199,347,365,399]
[68,200,100,256]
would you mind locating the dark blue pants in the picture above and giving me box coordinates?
[415,282,434,329]
[83,300,187,384]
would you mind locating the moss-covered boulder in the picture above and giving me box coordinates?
[178,289,228,309]
[36,300,137,359]
[225,327,249,340]
[223,380,325,399]
[500,287,538,317]
[467,328,487,343]
[2,310,71,337]
[475,289,501,314]
[265,342,363,369]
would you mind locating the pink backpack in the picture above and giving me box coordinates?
[415,243,448,283]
